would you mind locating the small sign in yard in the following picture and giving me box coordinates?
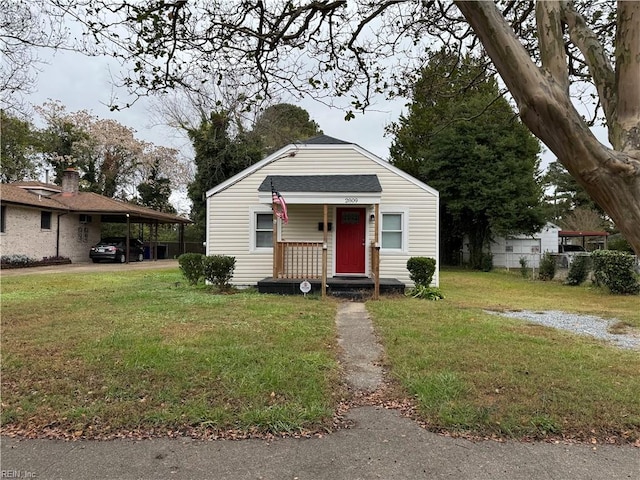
[300,280,311,295]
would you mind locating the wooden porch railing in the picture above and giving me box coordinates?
[274,241,324,279]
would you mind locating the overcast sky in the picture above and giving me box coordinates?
[26,42,612,210]
[27,49,404,162]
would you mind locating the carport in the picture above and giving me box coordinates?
[559,230,609,251]
[50,168,192,263]
[54,195,192,263]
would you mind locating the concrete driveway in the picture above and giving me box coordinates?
[0,259,179,277]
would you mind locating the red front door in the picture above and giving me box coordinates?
[336,207,366,275]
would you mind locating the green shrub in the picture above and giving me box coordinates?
[1,254,36,267]
[480,252,493,272]
[565,254,590,286]
[519,256,529,278]
[607,235,634,253]
[538,252,556,281]
[591,250,640,295]
[406,257,437,287]
[178,253,205,285]
[203,255,236,290]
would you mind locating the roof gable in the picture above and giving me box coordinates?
[206,138,438,198]
[299,135,352,145]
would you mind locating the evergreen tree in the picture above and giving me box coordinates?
[0,110,39,182]
[187,112,262,240]
[543,160,601,224]
[250,103,322,156]
[137,158,176,213]
[390,50,544,268]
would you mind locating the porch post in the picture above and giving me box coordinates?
[126,214,131,264]
[272,215,278,278]
[179,223,185,256]
[154,220,159,260]
[322,204,328,298]
[374,203,380,300]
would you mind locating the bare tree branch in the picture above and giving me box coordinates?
[560,1,616,130]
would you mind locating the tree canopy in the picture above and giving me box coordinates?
[390,50,544,268]
[542,160,603,227]
[5,1,639,252]
[187,112,263,240]
[185,103,321,240]
[250,104,322,156]
[1,102,190,215]
[0,110,40,182]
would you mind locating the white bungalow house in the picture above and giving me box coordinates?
[205,135,439,296]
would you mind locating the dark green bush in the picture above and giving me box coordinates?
[406,257,437,287]
[607,235,634,253]
[565,254,589,286]
[178,253,205,285]
[480,252,493,272]
[591,250,640,295]
[203,255,236,290]
[538,252,556,281]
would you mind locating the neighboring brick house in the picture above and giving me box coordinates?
[1,169,191,263]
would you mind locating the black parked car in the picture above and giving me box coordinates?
[89,237,145,263]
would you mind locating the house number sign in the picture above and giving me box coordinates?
[345,197,359,203]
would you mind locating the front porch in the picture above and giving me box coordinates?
[257,276,406,299]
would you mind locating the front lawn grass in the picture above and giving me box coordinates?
[1,270,340,438]
[368,269,640,442]
[2,267,639,443]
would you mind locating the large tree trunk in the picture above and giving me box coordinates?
[454,1,640,255]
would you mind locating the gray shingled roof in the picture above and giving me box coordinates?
[300,135,352,145]
[259,175,382,193]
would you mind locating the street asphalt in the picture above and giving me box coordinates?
[1,264,638,479]
[2,407,639,480]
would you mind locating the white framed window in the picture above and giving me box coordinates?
[250,209,274,251]
[380,210,408,253]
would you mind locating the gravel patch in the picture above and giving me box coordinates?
[486,310,640,350]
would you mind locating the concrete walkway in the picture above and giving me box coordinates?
[2,301,639,479]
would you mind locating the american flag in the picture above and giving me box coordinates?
[272,186,288,224]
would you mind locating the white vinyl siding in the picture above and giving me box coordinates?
[207,144,439,287]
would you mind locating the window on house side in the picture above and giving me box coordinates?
[256,213,273,248]
[41,211,52,230]
[1,205,6,233]
[381,213,403,250]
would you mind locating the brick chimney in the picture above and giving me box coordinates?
[61,168,80,196]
